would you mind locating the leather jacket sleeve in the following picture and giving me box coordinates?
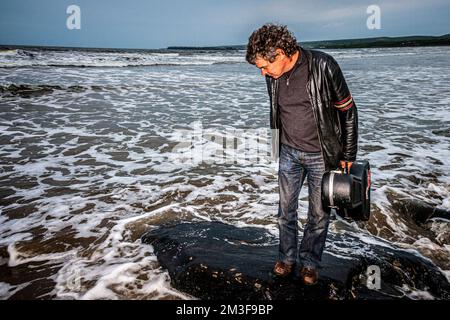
[327,57,358,162]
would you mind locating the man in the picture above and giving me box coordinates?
[246,24,358,285]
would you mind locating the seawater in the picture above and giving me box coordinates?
[0,46,449,299]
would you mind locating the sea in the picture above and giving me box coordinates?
[0,45,449,299]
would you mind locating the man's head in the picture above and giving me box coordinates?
[246,23,300,78]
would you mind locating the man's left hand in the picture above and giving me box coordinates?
[340,160,353,173]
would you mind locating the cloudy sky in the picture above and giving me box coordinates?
[0,0,449,49]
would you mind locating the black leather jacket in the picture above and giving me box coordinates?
[266,48,358,171]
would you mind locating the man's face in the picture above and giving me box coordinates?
[254,49,288,79]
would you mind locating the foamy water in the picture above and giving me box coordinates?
[0,46,449,299]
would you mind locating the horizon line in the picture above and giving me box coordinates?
[1,33,449,52]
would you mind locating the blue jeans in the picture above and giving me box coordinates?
[277,143,330,269]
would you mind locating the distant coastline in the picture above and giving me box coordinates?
[168,34,450,50]
[1,34,449,52]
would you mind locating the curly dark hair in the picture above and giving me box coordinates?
[246,24,300,65]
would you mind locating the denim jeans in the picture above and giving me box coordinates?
[277,143,330,269]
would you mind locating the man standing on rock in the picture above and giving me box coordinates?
[246,24,358,285]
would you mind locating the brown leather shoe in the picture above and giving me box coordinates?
[273,261,293,277]
[300,266,319,285]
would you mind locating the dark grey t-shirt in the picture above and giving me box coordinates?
[278,50,321,153]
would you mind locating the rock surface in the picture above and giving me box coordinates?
[392,198,450,224]
[141,221,450,300]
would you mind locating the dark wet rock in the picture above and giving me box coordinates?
[391,198,450,224]
[0,84,62,98]
[66,85,87,93]
[141,221,450,300]
[0,84,92,98]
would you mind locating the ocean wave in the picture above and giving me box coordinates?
[0,61,246,68]
[0,49,19,55]
[0,48,245,68]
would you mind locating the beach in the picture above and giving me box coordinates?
[0,46,449,299]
